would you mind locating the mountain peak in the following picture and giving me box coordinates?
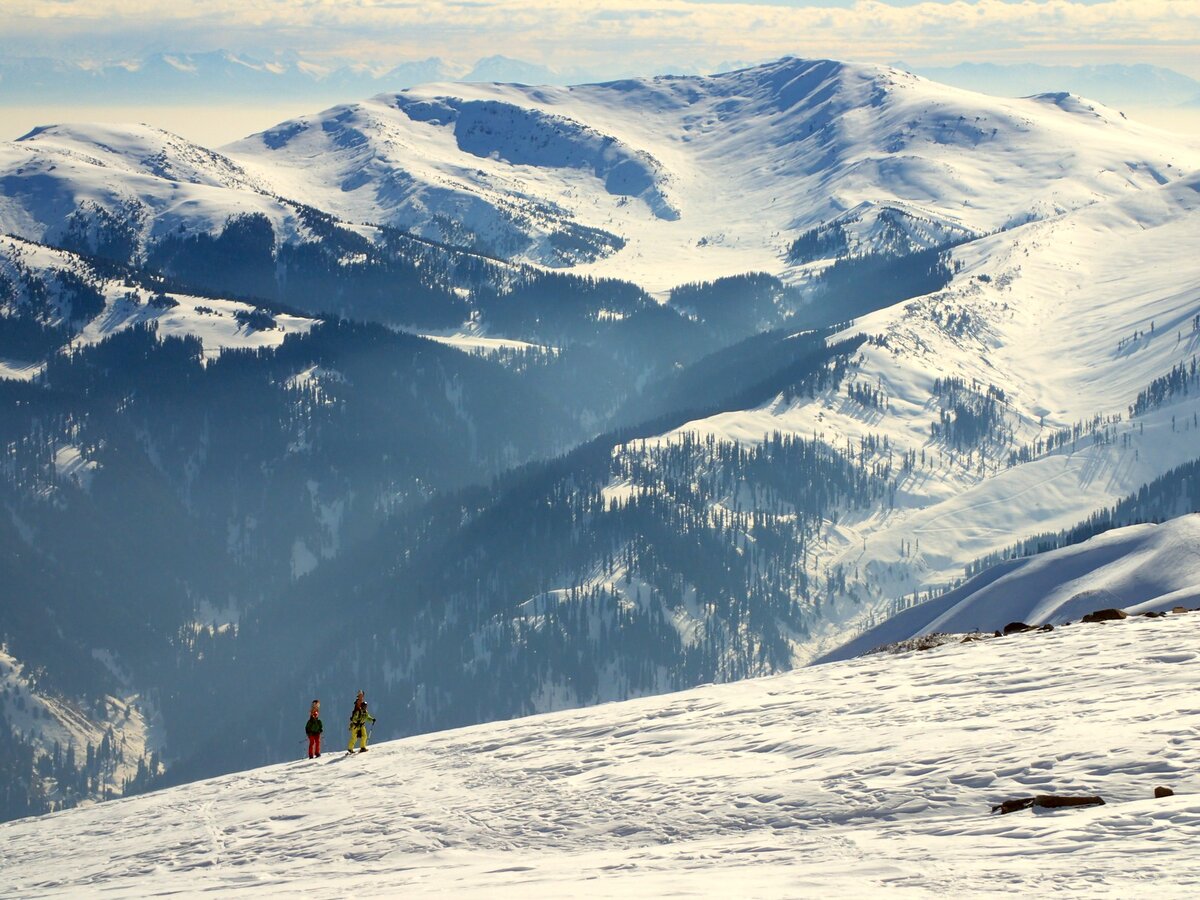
[214,54,1200,276]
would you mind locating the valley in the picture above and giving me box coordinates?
[2,56,1199,824]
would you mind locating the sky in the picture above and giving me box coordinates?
[3,0,1199,78]
[1,0,1199,145]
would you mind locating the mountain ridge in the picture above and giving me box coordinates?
[221,56,1200,282]
[6,57,1197,284]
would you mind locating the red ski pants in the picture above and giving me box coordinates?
[307,734,321,757]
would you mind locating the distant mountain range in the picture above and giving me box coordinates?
[4,51,1198,112]
[0,51,615,105]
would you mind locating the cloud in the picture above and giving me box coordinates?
[3,0,1198,76]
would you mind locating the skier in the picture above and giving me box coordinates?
[347,690,376,754]
[306,700,323,758]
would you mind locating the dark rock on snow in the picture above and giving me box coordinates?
[1003,621,1034,635]
[1082,608,1127,623]
[1155,786,1175,799]
[1034,794,1106,810]
[992,794,1106,815]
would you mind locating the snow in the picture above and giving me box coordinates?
[627,167,1200,662]
[79,288,313,357]
[0,647,161,803]
[0,235,317,359]
[285,365,345,390]
[823,515,1200,662]
[291,538,319,580]
[3,610,1199,896]
[419,331,553,355]
[0,123,307,251]
[600,478,639,507]
[222,58,1200,288]
[0,358,43,381]
[53,444,97,491]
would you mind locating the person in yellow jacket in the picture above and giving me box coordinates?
[347,690,376,753]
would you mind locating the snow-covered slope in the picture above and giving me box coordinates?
[3,609,1198,897]
[224,57,1200,285]
[0,234,316,366]
[0,647,162,802]
[0,123,311,256]
[5,57,1198,287]
[825,515,1200,662]
[621,164,1200,660]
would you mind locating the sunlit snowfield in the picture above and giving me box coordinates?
[3,611,1197,897]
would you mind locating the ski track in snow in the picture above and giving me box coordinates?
[3,613,1200,897]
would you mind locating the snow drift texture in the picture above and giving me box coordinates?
[2,610,1198,897]
[824,515,1200,661]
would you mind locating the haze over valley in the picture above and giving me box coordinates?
[3,10,1200,892]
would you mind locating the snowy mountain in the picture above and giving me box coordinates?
[906,62,1200,111]
[0,51,634,108]
[224,57,1200,281]
[6,55,1200,822]
[5,57,1198,282]
[3,608,1198,896]
[463,55,561,86]
[0,51,457,105]
[612,165,1200,661]
[824,515,1200,661]
[0,123,548,331]
[0,234,316,376]
[0,122,307,260]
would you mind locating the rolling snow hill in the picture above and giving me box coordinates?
[5,57,1197,287]
[2,608,1197,897]
[0,123,310,255]
[824,515,1200,662]
[225,57,1200,284]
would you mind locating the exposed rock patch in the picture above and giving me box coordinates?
[992,794,1105,815]
[1082,608,1127,623]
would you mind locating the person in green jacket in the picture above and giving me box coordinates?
[347,690,376,753]
[306,700,323,758]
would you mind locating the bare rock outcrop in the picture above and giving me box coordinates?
[991,794,1105,815]
[1081,608,1127,623]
